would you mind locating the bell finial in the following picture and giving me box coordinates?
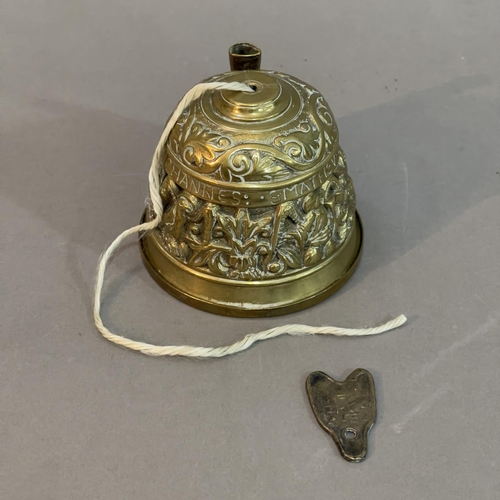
[229,43,262,71]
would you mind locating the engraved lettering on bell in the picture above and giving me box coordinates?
[306,369,377,462]
[148,154,354,280]
[139,44,363,316]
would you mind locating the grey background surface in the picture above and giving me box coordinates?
[1,1,499,499]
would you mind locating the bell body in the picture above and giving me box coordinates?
[140,45,362,316]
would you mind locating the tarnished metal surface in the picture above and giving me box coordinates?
[306,369,376,462]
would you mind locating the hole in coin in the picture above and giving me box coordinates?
[344,429,357,440]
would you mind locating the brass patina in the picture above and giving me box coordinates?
[140,43,363,316]
[306,369,377,462]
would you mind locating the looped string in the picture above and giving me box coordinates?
[93,82,407,358]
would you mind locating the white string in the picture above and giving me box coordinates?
[93,81,407,358]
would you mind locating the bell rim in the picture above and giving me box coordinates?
[138,211,363,317]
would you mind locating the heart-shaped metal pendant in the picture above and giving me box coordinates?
[306,369,377,462]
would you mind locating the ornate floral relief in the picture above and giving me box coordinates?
[273,121,321,163]
[149,156,355,281]
[315,95,334,126]
[166,76,338,183]
[150,73,354,280]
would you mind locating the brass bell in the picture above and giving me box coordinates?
[140,43,363,317]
